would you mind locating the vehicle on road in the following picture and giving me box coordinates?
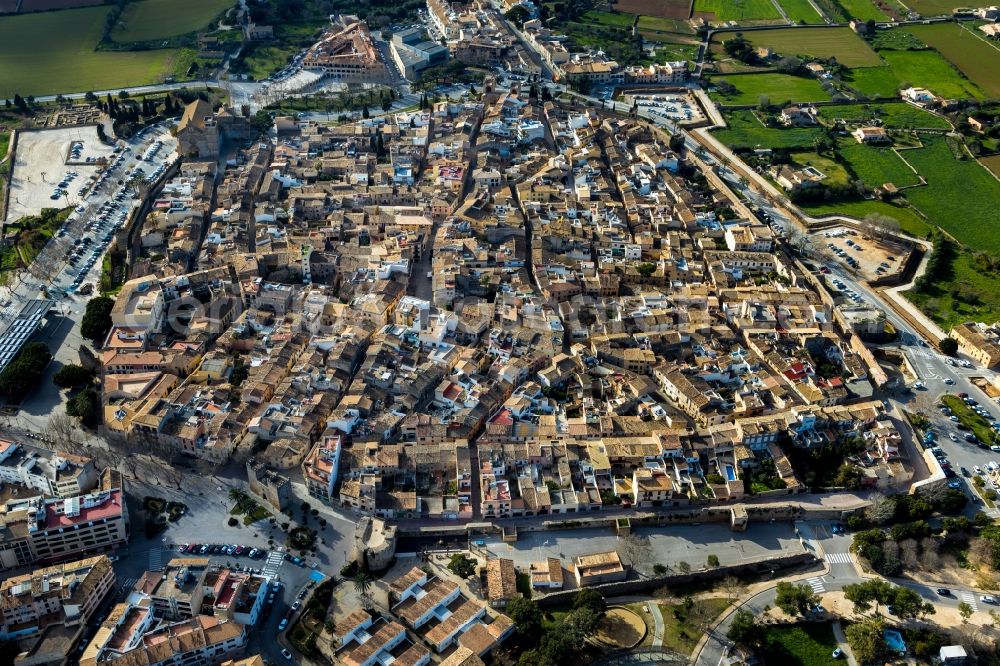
[982,595,997,605]
[832,648,843,659]
[937,588,950,596]
[278,618,288,630]
[281,650,292,660]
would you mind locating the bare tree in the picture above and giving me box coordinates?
[898,539,919,570]
[617,533,653,575]
[721,575,747,602]
[970,538,996,566]
[920,547,941,571]
[865,493,895,526]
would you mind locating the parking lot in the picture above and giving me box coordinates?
[618,90,704,124]
[4,126,115,223]
[818,225,908,281]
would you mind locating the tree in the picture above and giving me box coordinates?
[774,581,819,616]
[617,533,652,573]
[573,588,606,615]
[447,553,477,579]
[958,601,973,623]
[507,597,543,637]
[845,616,888,665]
[865,492,895,525]
[707,554,720,567]
[940,337,958,357]
[66,387,100,427]
[353,571,373,610]
[0,342,51,402]
[81,296,114,346]
[721,575,746,602]
[677,561,691,573]
[726,609,763,647]
[636,262,657,278]
[53,364,94,389]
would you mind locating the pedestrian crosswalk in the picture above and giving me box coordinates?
[825,552,854,565]
[118,577,138,598]
[148,547,163,571]
[961,590,978,612]
[262,550,284,580]
[806,577,826,594]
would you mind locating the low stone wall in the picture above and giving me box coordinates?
[534,552,818,608]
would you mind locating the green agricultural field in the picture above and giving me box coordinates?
[694,0,783,21]
[903,136,1000,254]
[710,73,831,106]
[579,9,637,27]
[760,624,841,666]
[0,7,179,98]
[111,0,235,43]
[838,141,920,187]
[844,65,901,97]
[778,0,825,22]
[816,102,950,129]
[906,0,996,14]
[905,23,1000,97]
[791,151,851,185]
[713,110,823,149]
[878,49,984,99]
[834,0,888,20]
[733,27,882,67]
[906,246,1000,330]
[636,15,694,33]
[800,199,932,237]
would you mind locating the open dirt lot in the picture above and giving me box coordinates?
[5,126,113,223]
[817,225,909,281]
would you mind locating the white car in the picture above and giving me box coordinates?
[975,466,983,474]
[982,595,997,605]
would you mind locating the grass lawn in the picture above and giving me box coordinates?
[659,597,731,654]
[0,6,179,98]
[760,624,841,666]
[800,199,932,237]
[791,151,852,186]
[878,49,984,100]
[111,0,234,42]
[232,22,322,80]
[732,27,882,67]
[0,131,8,159]
[845,65,903,97]
[903,136,1000,254]
[835,0,888,20]
[580,9,637,27]
[778,0,825,22]
[713,110,823,149]
[694,0,783,21]
[942,395,999,445]
[815,102,950,129]
[838,141,920,187]
[709,73,831,106]
[905,23,1000,97]
[906,247,1000,329]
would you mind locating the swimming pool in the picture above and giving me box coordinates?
[724,464,736,482]
[884,628,906,653]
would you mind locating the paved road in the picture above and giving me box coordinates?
[698,519,988,666]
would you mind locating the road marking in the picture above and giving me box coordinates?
[807,577,826,594]
[825,553,855,565]
[148,546,163,571]
[262,550,284,580]
[961,591,978,612]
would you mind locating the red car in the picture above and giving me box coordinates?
[234,546,245,556]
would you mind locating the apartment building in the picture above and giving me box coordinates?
[0,440,99,498]
[0,476,129,570]
[0,555,115,640]
[950,322,1000,369]
[302,435,342,503]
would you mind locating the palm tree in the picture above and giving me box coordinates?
[353,572,374,610]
